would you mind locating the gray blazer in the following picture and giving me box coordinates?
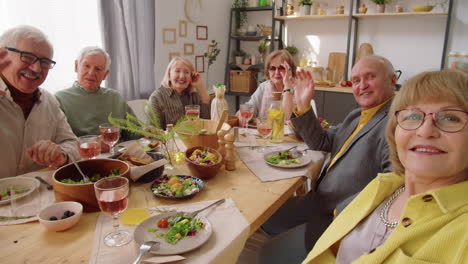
[291,100,393,250]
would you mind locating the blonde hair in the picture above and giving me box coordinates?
[386,69,468,175]
[161,56,195,88]
[264,49,297,79]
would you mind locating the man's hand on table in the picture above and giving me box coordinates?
[25,140,68,167]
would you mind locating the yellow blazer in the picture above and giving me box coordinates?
[302,172,468,264]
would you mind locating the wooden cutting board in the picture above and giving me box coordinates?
[355,43,374,64]
[327,52,346,83]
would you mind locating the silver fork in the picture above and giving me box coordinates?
[185,199,226,218]
[133,241,159,264]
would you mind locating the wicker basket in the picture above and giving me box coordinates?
[230,70,258,93]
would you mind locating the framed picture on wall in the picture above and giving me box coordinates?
[179,20,187,37]
[196,25,208,40]
[162,28,176,44]
[195,55,204,73]
[184,43,194,55]
[169,52,180,62]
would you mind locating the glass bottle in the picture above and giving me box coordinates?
[165,124,184,170]
[267,92,284,143]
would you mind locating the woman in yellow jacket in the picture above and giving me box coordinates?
[302,69,468,264]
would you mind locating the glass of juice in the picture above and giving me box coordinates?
[185,104,200,119]
[256,117,273,152]
[239,103,254,134]
[94,176,131,247]
[77,135,101,159]
[99,123,120,155]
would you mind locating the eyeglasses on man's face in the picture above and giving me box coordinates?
[6,47,56,69]
[395,109,468,133]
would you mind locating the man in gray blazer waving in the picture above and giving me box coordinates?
[258,55,396,264]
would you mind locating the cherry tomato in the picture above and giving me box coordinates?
[157,218,168,228]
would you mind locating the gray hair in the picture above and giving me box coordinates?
[76,46,111,71]
[0,25,53,56]
[358,54,395,77]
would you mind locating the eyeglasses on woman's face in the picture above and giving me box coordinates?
[6,47,56,69]
[268,65,286,72]
[395,109,468,133]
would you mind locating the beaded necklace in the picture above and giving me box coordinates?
[380,185,405,228]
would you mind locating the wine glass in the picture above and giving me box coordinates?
[94,176,131,247]
[77,135,101,159]
[99,123,120,155]
[256,117,273,152]
[239,104,254,134]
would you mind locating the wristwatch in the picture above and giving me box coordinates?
[282,88,294,95]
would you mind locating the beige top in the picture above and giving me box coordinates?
[335,198,393,263]
[0,78,79,177]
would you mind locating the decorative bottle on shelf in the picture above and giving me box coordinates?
[267,92,284,143]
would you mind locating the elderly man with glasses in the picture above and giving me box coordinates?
[0,25,78,178]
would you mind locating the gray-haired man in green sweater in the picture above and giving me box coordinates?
[55,46,139,151]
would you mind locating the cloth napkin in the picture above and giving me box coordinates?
[89,199,250,264]
[236,142,324,182]
[0,170,56,225]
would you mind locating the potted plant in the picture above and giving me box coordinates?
[232,0,248,30]
[370,0,391,13]
[298,0,313,16]
[234,49,246,65]
[204,40,221,89]
[285,45,299,64]
[258,39,270,62]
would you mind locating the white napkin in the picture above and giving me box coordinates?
[236,143,325,182]
[89,199,250,264]
[0,170,56,225]
[118,143,169,182]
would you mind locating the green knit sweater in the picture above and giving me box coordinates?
[55,81,138,140]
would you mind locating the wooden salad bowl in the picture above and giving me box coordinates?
[52,158,130,212]
[184,146,223,179]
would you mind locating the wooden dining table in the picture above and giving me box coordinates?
[0,137,325,264]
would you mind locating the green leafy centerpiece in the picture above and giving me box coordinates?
[108,106,200,169]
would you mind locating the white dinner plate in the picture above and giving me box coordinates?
[263,150,313,169]
[134,212,212,255]
[0,177,40,205]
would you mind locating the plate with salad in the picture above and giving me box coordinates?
[134,212,212,255]
[150,174,204,199]
[0,177,40,205]
[263,150,312,169]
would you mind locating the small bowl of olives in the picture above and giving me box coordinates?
[38,201,83,232]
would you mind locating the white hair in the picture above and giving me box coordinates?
[0,25,53,56]
[76,46,111,71]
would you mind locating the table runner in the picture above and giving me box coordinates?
[0,170,56,225]
[236,140,324,182]
[90,199,249,264]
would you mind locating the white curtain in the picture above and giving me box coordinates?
[98,0,156,100]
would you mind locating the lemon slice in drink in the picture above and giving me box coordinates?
[120,208,151,226]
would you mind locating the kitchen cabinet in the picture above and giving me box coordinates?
[314,90,358,124]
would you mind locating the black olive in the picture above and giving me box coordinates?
[49,216,58,221]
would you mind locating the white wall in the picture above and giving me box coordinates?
[154,0,231,94]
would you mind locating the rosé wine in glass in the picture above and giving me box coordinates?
[256,117,273,152]
[239,104,254,134]
[77,135,101,159]
[185,105,200,119]
[99,123,120,155]
[94,176,131,247]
